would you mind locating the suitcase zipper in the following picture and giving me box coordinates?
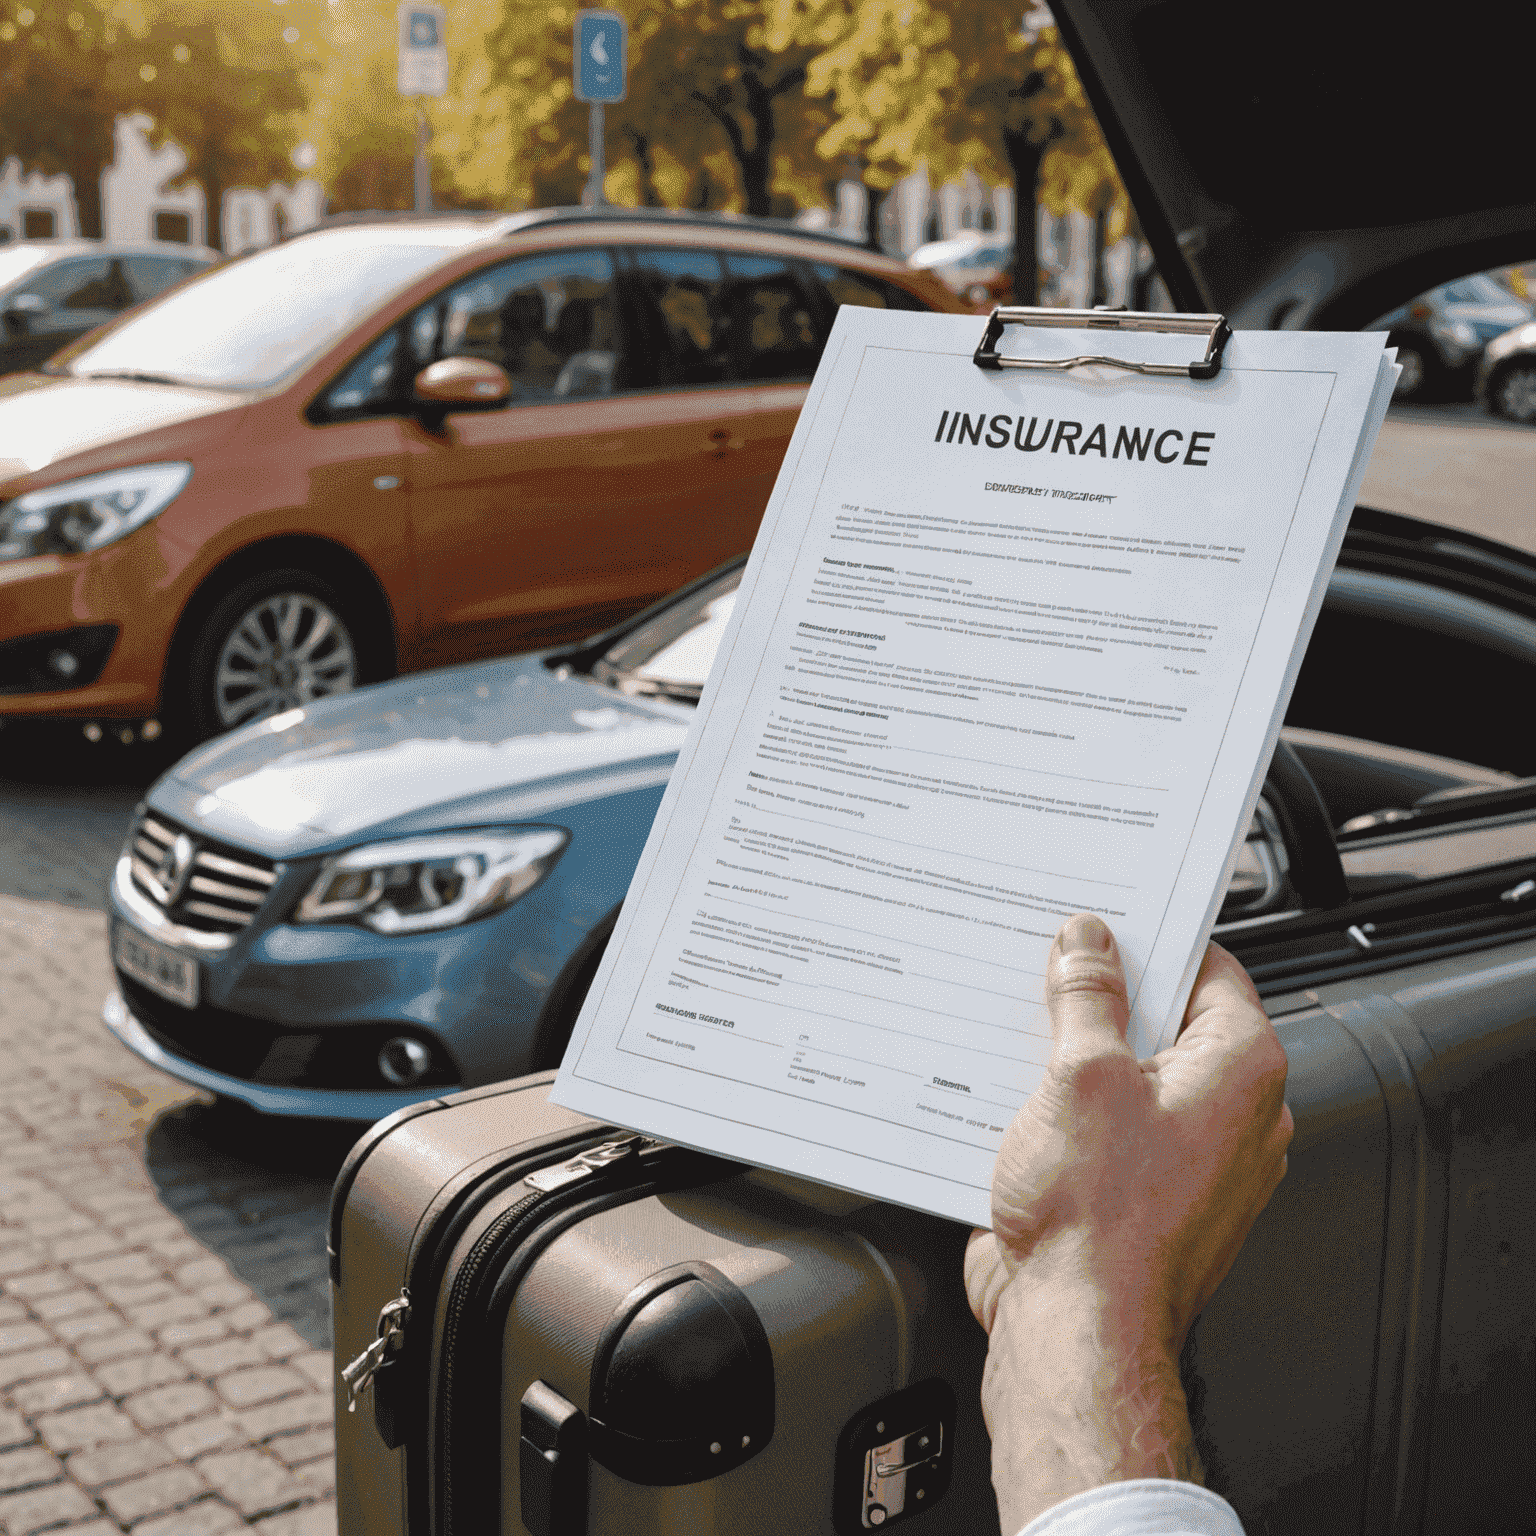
[338,1127,624,1421]
[434,1137,731,1536]
[340,1293,412,1412]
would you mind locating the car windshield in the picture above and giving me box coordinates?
[591,572,741,700]
[0,245,58,294]
[61,229,477,389]
[1438,273,1523,307]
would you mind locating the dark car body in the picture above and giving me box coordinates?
[1474,317,1536,421]
[0,240,214,376]
[1366,273,1531,400]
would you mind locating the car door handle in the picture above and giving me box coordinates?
[707,429,745,456]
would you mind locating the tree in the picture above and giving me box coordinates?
[768,0,1124,301]
[0,0,319,248]
[463,0,837,216]
[0,1,127,238]
[131,0,324,249]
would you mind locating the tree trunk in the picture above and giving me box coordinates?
[1001,129,1048,305]
[864,182,882,252]
[1091,203,1109,307]
[59,149,108,240]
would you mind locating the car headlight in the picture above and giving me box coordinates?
[1430,317,1479,352]
[293,827,568,935]
[0,462,192,563]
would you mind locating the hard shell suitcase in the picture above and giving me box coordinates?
[330,967,1534,1536]
[329,1071,998,1536]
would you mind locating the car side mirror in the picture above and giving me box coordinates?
[413,357,512,415]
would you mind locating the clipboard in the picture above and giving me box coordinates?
[973,305,1232,380]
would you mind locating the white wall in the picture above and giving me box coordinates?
[100,114,206,246]
[0,159,80,243]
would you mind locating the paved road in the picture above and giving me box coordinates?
[0,401,1528,1536]
[0,749,342,1536]
[1360,401,1536,553]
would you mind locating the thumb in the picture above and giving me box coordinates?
[1045,913,1132,1067]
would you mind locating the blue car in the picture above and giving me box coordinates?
[103,561,742,1119]
[104,509,1536,1121]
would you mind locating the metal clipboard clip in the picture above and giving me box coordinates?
[973,306,1232,381]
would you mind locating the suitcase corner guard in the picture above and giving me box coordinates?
[587,1260,775,1485]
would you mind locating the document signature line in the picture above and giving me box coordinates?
[794,1042,926,1080]
[711,893,1048,979]
[691,981,1041,1064]
[930,1083,1023,1114]
[756,807,1138,890]
[908,970,1047,1003]
[816,983,1050,1040]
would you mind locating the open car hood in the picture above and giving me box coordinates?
[1053,1,1536,330]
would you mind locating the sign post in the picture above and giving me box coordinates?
[572,10,627,207]
[397,4,448,213]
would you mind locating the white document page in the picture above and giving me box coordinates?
[555,311,1395,1228]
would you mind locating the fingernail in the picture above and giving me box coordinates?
[1059,913,1112,954]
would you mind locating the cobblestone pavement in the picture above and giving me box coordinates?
[0,747,347,1536]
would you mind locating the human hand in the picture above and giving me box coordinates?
[966,913,1292,1349]
[967,913,1292,1528]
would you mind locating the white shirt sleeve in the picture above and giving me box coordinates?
[1015,1479,1246,1536]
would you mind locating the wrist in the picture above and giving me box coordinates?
[981,1277,1200,1532]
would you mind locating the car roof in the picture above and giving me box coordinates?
[0,239,218,262]
[294,205,918,268]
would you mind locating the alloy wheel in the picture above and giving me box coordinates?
[1494,364,1536,424]
[213,591,358,728]
[1393,346,1425,399]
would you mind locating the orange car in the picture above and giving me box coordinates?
[0,210,958,741]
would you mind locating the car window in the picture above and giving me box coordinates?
[27,258,134,314]
[592,568,743,698]
[0,245,55,293]
[66,232,468,388]
[429,248,623,402]
[809,263,927,314]
[721,253,821,383]
[1438,275,1514,306]
[125,256,200,304]
[629,247,731,386]
[323,329,401,414]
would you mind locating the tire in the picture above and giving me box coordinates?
[183,568,374,740]
[1490,362,1536,423]
[1392,342,1429,400]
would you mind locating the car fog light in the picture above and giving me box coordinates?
[83,722,103,743]
[48,649,79,678]
[378,1036,433,1086]
[142,719,161,741]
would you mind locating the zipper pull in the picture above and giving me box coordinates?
[523,1135,663,1194]
[341,1292,412,1413]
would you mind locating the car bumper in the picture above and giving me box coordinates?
[0,539,179,719]
[106,848,582,1094]
[103,989,440,1121]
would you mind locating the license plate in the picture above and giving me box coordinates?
[115,926,199,1009]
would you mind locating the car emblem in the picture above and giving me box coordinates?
[155,833,196,905]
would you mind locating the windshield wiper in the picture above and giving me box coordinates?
[602,671,702,704]
[74,369,190,387]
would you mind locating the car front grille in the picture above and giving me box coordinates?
[128,812,278,936]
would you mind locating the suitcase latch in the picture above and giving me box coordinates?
[341,1292,411,1413]
[863,1422,943,1526]
[833,1380,956,1534]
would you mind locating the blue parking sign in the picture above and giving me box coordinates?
[574,10,626,103]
